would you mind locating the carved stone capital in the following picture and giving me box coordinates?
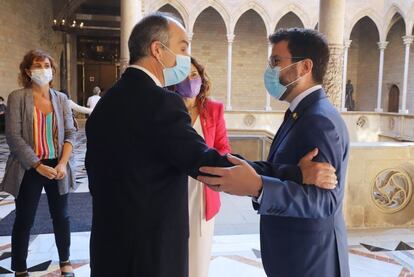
[227,33,235,44]
[377,41,389,50]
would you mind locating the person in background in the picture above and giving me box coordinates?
[0,49,77,277]
[173,57,230,277]
[60,89,92,115]
[0,96,7,132]
[87,86,101,111]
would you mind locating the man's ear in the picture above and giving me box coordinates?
[150,41,163,60]
[302,59,313,75]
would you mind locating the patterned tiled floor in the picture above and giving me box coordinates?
[0,130,413,276]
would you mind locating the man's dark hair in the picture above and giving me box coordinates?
[269,28,330,83]
[128,12,183,64]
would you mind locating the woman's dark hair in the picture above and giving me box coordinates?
[19,49,57,88]
[191,57,211,117]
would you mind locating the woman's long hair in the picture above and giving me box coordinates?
[191,57,211,117]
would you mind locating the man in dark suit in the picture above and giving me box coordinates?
[199,28,350,277]
[86,13,338,276]
[85,13,233,277]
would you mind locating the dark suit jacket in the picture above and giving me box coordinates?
[85,68,236,277]
[254,89,350,277]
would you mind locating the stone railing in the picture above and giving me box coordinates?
[345,142,414,229]
[224,111,414,229]
[223,110,414,142]
[228,131,414,229]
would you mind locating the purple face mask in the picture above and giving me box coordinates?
[176,77,202,98]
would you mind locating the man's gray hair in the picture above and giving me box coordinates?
[92,86,101,95]
[128,12,183,64]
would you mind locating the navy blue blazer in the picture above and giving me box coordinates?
[256,89,350,277]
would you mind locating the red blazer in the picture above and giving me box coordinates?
[200,99,231,221]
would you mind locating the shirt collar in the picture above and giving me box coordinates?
[289,84,322,111]
[129,65,162,87]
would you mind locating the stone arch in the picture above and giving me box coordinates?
[150,0,189,28]
[407,2,414,35]
[274,11,305,30]
[232,9,268,110]
[384,5,407,37]
[347,16,380,111]
[157,4,186,27]
[191,7,228,104]
[231,2,271,35]
[346,9,383,41]
[388,84,400,113]
[383,16,405,112]
[273,4,312,30]
[189,1,230,34]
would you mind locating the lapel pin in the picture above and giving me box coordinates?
[292,112,298,120]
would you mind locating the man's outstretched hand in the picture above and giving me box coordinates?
[197,154,263,197]
[197,148,338,198]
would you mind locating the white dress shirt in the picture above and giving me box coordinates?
[129,65,162,87]
[87,95,101,110]
[289,85,322,112]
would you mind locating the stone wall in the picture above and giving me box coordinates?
[0,0,63,99]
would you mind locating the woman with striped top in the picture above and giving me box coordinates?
[0,50,77,277]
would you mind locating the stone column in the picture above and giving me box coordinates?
[226,33,235,111]
[375,41,389,112]
[187,32,193,54]
[341,40,351,111]
[400,35,414,114]
[59,33,68,92]
[67,34,78,102]
[120,0,142,73]
[265,42,273,111]
[319,0,346,108]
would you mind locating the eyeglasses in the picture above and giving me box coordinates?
[268,56,305,68]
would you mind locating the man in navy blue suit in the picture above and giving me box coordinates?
[199,28,350,277]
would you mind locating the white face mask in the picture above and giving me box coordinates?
[30,68,53,86]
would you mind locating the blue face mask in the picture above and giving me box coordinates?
[158,43,191,86]
[263,61,303,100]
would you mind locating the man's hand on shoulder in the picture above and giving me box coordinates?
[299,148,337,189]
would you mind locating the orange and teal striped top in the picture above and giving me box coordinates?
[33,106,58,159]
